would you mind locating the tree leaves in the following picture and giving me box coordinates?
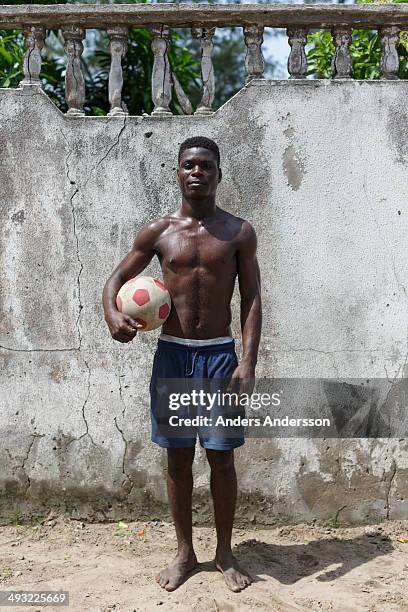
[307,0,408,79]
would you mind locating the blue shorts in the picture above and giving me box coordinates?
[150,336,245,450]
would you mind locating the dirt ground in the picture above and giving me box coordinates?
[0,516,408,612]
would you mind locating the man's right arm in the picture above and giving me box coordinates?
[102,218,167,343]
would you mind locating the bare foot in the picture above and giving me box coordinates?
[215,551,253,592]
[155,551,198,591]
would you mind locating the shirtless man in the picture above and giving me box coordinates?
[102,136,262,593]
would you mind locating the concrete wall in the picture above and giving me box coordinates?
[1,80,407,525]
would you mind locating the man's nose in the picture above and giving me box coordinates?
[191,165,203,175]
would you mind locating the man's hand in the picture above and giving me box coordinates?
[227,360,255,396]
[105,311,143,343]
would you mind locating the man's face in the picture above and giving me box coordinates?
[177,147,221,200]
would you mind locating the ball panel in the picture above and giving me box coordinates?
[133,288,150,306]
[159,303,170,320]
[116,294,123,312]
[154,278,166,290]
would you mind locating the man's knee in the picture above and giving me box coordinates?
[206,449,235,473]
[167,447,195,479]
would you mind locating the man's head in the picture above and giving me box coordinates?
[178,136,220,167]
[177,136,222,200]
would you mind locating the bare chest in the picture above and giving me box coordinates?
[158,227,236,271]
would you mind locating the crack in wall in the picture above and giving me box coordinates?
[26,48,33,83]
[277,347,384,355]
[386,458,397,520]
[113,416,134,498]
[68,180,82,348]
[0,345,79,353]
[55,125,133,453]
[82,117,127,190]
[77,359,97,447]
[4,448,14,462]
[59,127,82,349]
[20,434,45,494]
[71,46,80,101]
[118,375,127,419]
[60,119,127,350]
[384,363,393,384]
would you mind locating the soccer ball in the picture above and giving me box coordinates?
[115,276,171,332]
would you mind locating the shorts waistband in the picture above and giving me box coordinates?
[158,334,235,352]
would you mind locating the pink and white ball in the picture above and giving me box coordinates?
[116,276,171,332]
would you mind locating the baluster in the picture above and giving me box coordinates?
[171,72,193,115]
[192,27,216,115]
[243,25,265,83]
[380,26,400,80]
[107,26,128,117]
[151,25,172,116]
[20,26,45,87]
[62,26,86,117]
[287,27,308,79]
[331,27,352,79]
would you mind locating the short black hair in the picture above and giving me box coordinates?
[178,136,220,167]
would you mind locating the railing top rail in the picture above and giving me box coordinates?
[1,3,408,29]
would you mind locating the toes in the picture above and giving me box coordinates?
[225,576,243,592]
[224,571,253,592]
[156,573,169,588]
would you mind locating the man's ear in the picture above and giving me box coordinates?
[218,167,222,183]
[176,168,180,185]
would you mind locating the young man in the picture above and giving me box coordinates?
[102,136,262,592]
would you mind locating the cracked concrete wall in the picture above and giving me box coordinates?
[1,80,408,525]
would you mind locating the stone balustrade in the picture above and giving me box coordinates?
[1,3,407,116]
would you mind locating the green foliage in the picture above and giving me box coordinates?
[0,30,24,87]
[76,27,200,116]
[350,31,381,80]
[307,28,408,80]
[307,0,408,79]
[306,31,334,79]
[0,0,280,114]
[0,0,201,116]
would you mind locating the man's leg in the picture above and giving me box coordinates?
[156,447,198,591]
[206,448,253,592]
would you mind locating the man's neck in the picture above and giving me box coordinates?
[180,197,217,221]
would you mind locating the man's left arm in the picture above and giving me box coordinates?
[230,221,262,394]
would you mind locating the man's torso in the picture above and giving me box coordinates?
[152,208,246,340]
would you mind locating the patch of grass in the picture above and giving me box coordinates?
[0,568,13,582]
[323,505,347,529]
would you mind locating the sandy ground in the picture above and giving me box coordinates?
[0,517,407,612]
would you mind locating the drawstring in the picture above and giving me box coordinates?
[185,350,198,377]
